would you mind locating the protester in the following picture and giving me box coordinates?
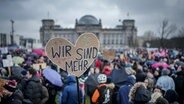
[155,97,169,104]
[174,67,184,104]
[1,80,24,104]
[156,69,175,92]
[23,68,43,104]
[164,89,179,104]
[129,82,151,104]
[0,47,184,104]
[149,92,162,103]
[118,75,136,104]
[91,74,113,104]
[40,82,49,104]
[62,75,83,104]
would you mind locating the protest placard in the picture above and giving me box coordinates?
[45,33,100,77]
[33,63,47,71]
[102,49,116,61]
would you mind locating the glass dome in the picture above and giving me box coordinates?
[78,15,99,25]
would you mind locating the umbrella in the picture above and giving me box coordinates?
[29,53,39,59]
[110,68,128,88]
[144,60,156,67]
[43,68,63,87]
[32,49,44,56]
[152,62,169,68]
[85,74,99,87]
[85,74,99,95]
[12,56,24,65]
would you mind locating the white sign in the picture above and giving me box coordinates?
[0,47,8,54]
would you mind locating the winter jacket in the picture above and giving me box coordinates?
[62,76,83,104]
[129,82,151,104]
[118,76,136,104]
[24,75,43,104]
[1,89,24,104]
[174,71,184,100]
[40,85,49,104]
[164,89,179,104]
[134,85,151,104]
[156,75,175,91]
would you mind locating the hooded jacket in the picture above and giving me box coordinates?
[118,76,136,104]
[133,85,151,104]
[62,76,83,104]
[129,82,151,104]
[1,89,24,104]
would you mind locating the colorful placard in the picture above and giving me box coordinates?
[32,63,47,71]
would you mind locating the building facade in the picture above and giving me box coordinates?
[40,15,137,49]
[0,33,22,46]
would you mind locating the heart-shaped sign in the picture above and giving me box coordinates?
[45,33,100,77]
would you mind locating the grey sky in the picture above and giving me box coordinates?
[0,0,184,39]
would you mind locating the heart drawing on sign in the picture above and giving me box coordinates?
[45,33,100,77]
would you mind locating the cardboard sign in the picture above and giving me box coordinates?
[45,33,100,77]
[2,59,13,67]
[33,63,47,71]
[102,50,116,60]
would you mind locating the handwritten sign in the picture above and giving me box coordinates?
[2,55,13,67]
[33,63,47,71]
[45,33,100,77]
[102,50,116,61]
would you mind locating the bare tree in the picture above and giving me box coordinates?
[178,27,184,37]
[159,19,177,48]
[143,30,157,41]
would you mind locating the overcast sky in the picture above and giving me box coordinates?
[0,0,184,39]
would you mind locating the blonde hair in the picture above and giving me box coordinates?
[150,92,162,103]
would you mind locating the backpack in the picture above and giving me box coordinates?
[91,84,111,104]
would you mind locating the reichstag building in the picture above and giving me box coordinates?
[40,15,137,49]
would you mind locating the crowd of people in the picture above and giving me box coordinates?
[0,47,184,104]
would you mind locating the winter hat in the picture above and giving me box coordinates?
[126,75,136,85]
[21,70,27,76]
[155,97,169,104]
[3,80,17,92]
[161,69,169,75]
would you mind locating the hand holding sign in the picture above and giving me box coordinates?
[45,33,100,77]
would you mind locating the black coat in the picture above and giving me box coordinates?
[24,76,43,104]
[1,89,24,104]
